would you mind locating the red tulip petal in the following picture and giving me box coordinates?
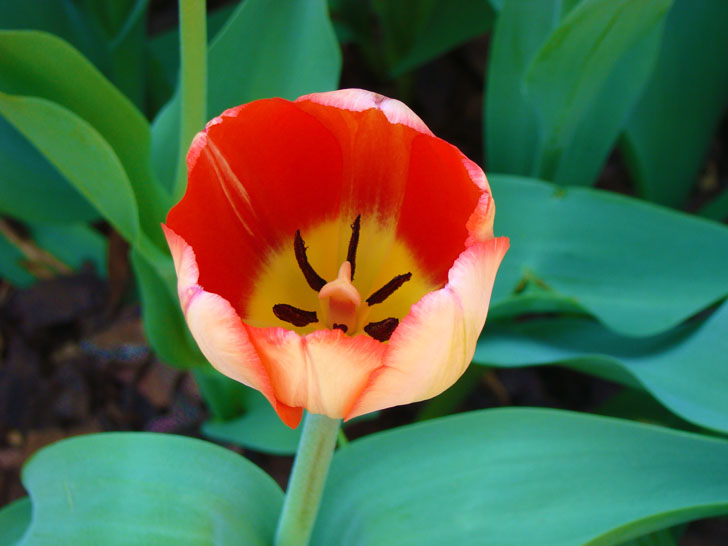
[245,326,386,419]
[162,225,302,428]
[346,237,509,420]
[167,99,345,318]
[294,91,485,286]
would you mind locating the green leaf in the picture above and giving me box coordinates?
[19,432,282,545]
[476,299,728,434]
[0,0,109,71]
[700,187,728,223]
[0,224,35,287]
[193,368,251,420]
[313,408,728,545]
[28,223,107,277]
[0,30,168,244]
[203,390,302,455]
[129,248,204,369]
[490,175,728,335]
[0,497,31,545]
[524,0,672,182]
[543,24,663,186]
[0,93,139,243]
[617,528,678,546]
[373,0,494,77]
[485,0,562,176]
[0,115,98,224]
[152,0,342,193]
[621,0,728,207]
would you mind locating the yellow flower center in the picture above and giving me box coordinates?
[246,214,438,341]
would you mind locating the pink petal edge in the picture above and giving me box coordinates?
[345,236,510,420]
[296,88,434,136]
[162,224,303,428]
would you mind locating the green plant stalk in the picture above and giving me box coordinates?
[275,413,341,546]
[175,0,207,202]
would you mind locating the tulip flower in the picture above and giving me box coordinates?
[163,89,508,429]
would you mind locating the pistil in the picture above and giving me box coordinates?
[273,216,413,341]
[318,261,362,332]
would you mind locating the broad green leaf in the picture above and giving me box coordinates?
[29,223,107,277]
[0,31,168,245]
[476,299,728,434]
[621,0,728,207]
[373,0,494,77]
[490,175,728,335]
[152,0,342,195]
[0,497,31,546]
[596,388,699,433]
[545,24,663,186]
[0,115,98,224]
[0,93,139,243]
[313,408,728,545]
[19,432,283,545]
[617,528,678,546]
[129,248,204,369]
[524,0,672,182]
[485,0,561,175]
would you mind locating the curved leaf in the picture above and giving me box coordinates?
[374,0,494,77]
[314,408,728,545]
[490,175,728,335]
[0,93,139,243]
[476,299,728,434]
[0,30,167,243]
[0,497,31,545]
[129,247,203,369]
[485,0,561,175]
[621,0,728,207]
[19,432,282,545]
[0,116,98,223]
[525,0,672,181]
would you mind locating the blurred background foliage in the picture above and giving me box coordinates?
[0,0,727,544]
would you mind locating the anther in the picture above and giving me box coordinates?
[347,215,361,280]
[294,229,327,292]
[364,318,399,341]
[273,304,318,327]
[366,272,412,306]
[333,323,348,333]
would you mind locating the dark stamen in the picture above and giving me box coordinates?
[347,215,361,280]
[333,323,348,333]
[294,229,327,291]
[364,318,399,341]
[366,272,412,306]
[273,304,318,327]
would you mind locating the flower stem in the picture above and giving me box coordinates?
[175,0,207,202]
[275,413,341,546]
